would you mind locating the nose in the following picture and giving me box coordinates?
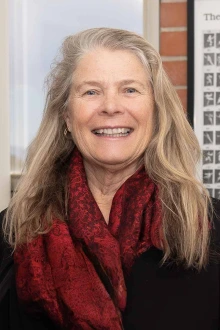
[99,92,124,116]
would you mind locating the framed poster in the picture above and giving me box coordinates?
[188,0,220,198]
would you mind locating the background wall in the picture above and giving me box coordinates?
[160,0,187,111]
[0,0,10,211]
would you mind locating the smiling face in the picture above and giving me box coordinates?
[65,48,154,170]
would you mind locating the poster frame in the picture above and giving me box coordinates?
[187,0,195,128]
[187,0,220,198]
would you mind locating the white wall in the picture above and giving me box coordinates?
[144,0,160,51]
[0,0,10,211]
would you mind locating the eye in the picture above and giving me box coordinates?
[125,87,138,94]
[84,90,98,96]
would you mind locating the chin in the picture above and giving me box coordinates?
[95,154,138,169]
[99,157,128,166]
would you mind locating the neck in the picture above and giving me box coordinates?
[83,159,143,223]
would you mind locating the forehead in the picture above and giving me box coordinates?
[72,48,149,82]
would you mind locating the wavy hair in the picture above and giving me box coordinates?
[4,28,211,269]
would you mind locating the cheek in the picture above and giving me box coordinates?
[139,105,154,126]
[140,107,154,141]
[70,112,90,142]
[67,109,83,130]
[70,100,94,125]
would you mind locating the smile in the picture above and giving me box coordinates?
[92,127,133,137]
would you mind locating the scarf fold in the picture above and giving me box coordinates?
[14,148,162,329]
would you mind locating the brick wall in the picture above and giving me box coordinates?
[160,0,187,110]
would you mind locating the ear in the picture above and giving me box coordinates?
[63,110,71,132]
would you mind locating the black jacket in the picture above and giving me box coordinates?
[1,199,220,330]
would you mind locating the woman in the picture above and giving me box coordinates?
[0,28,220,330]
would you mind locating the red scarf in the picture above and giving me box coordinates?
[14,149,162,329]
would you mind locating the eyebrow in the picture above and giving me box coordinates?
[74,79,147,91]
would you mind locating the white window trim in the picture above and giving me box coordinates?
[0,0,10,210]
[144,0,160,51]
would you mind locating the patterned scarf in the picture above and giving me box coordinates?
[14,148,162,329]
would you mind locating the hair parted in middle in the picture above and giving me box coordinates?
[5,27,210,270]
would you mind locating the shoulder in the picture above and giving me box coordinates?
[0,209,7,227]
[0,209,6,224]
[0,209,7,263]
[210,198,220,246]
[0,209,13,270]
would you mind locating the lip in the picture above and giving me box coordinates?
[91,126,133,131]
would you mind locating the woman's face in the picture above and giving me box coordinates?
[65,48,154,169]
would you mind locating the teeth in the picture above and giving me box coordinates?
[93,128,131,136]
